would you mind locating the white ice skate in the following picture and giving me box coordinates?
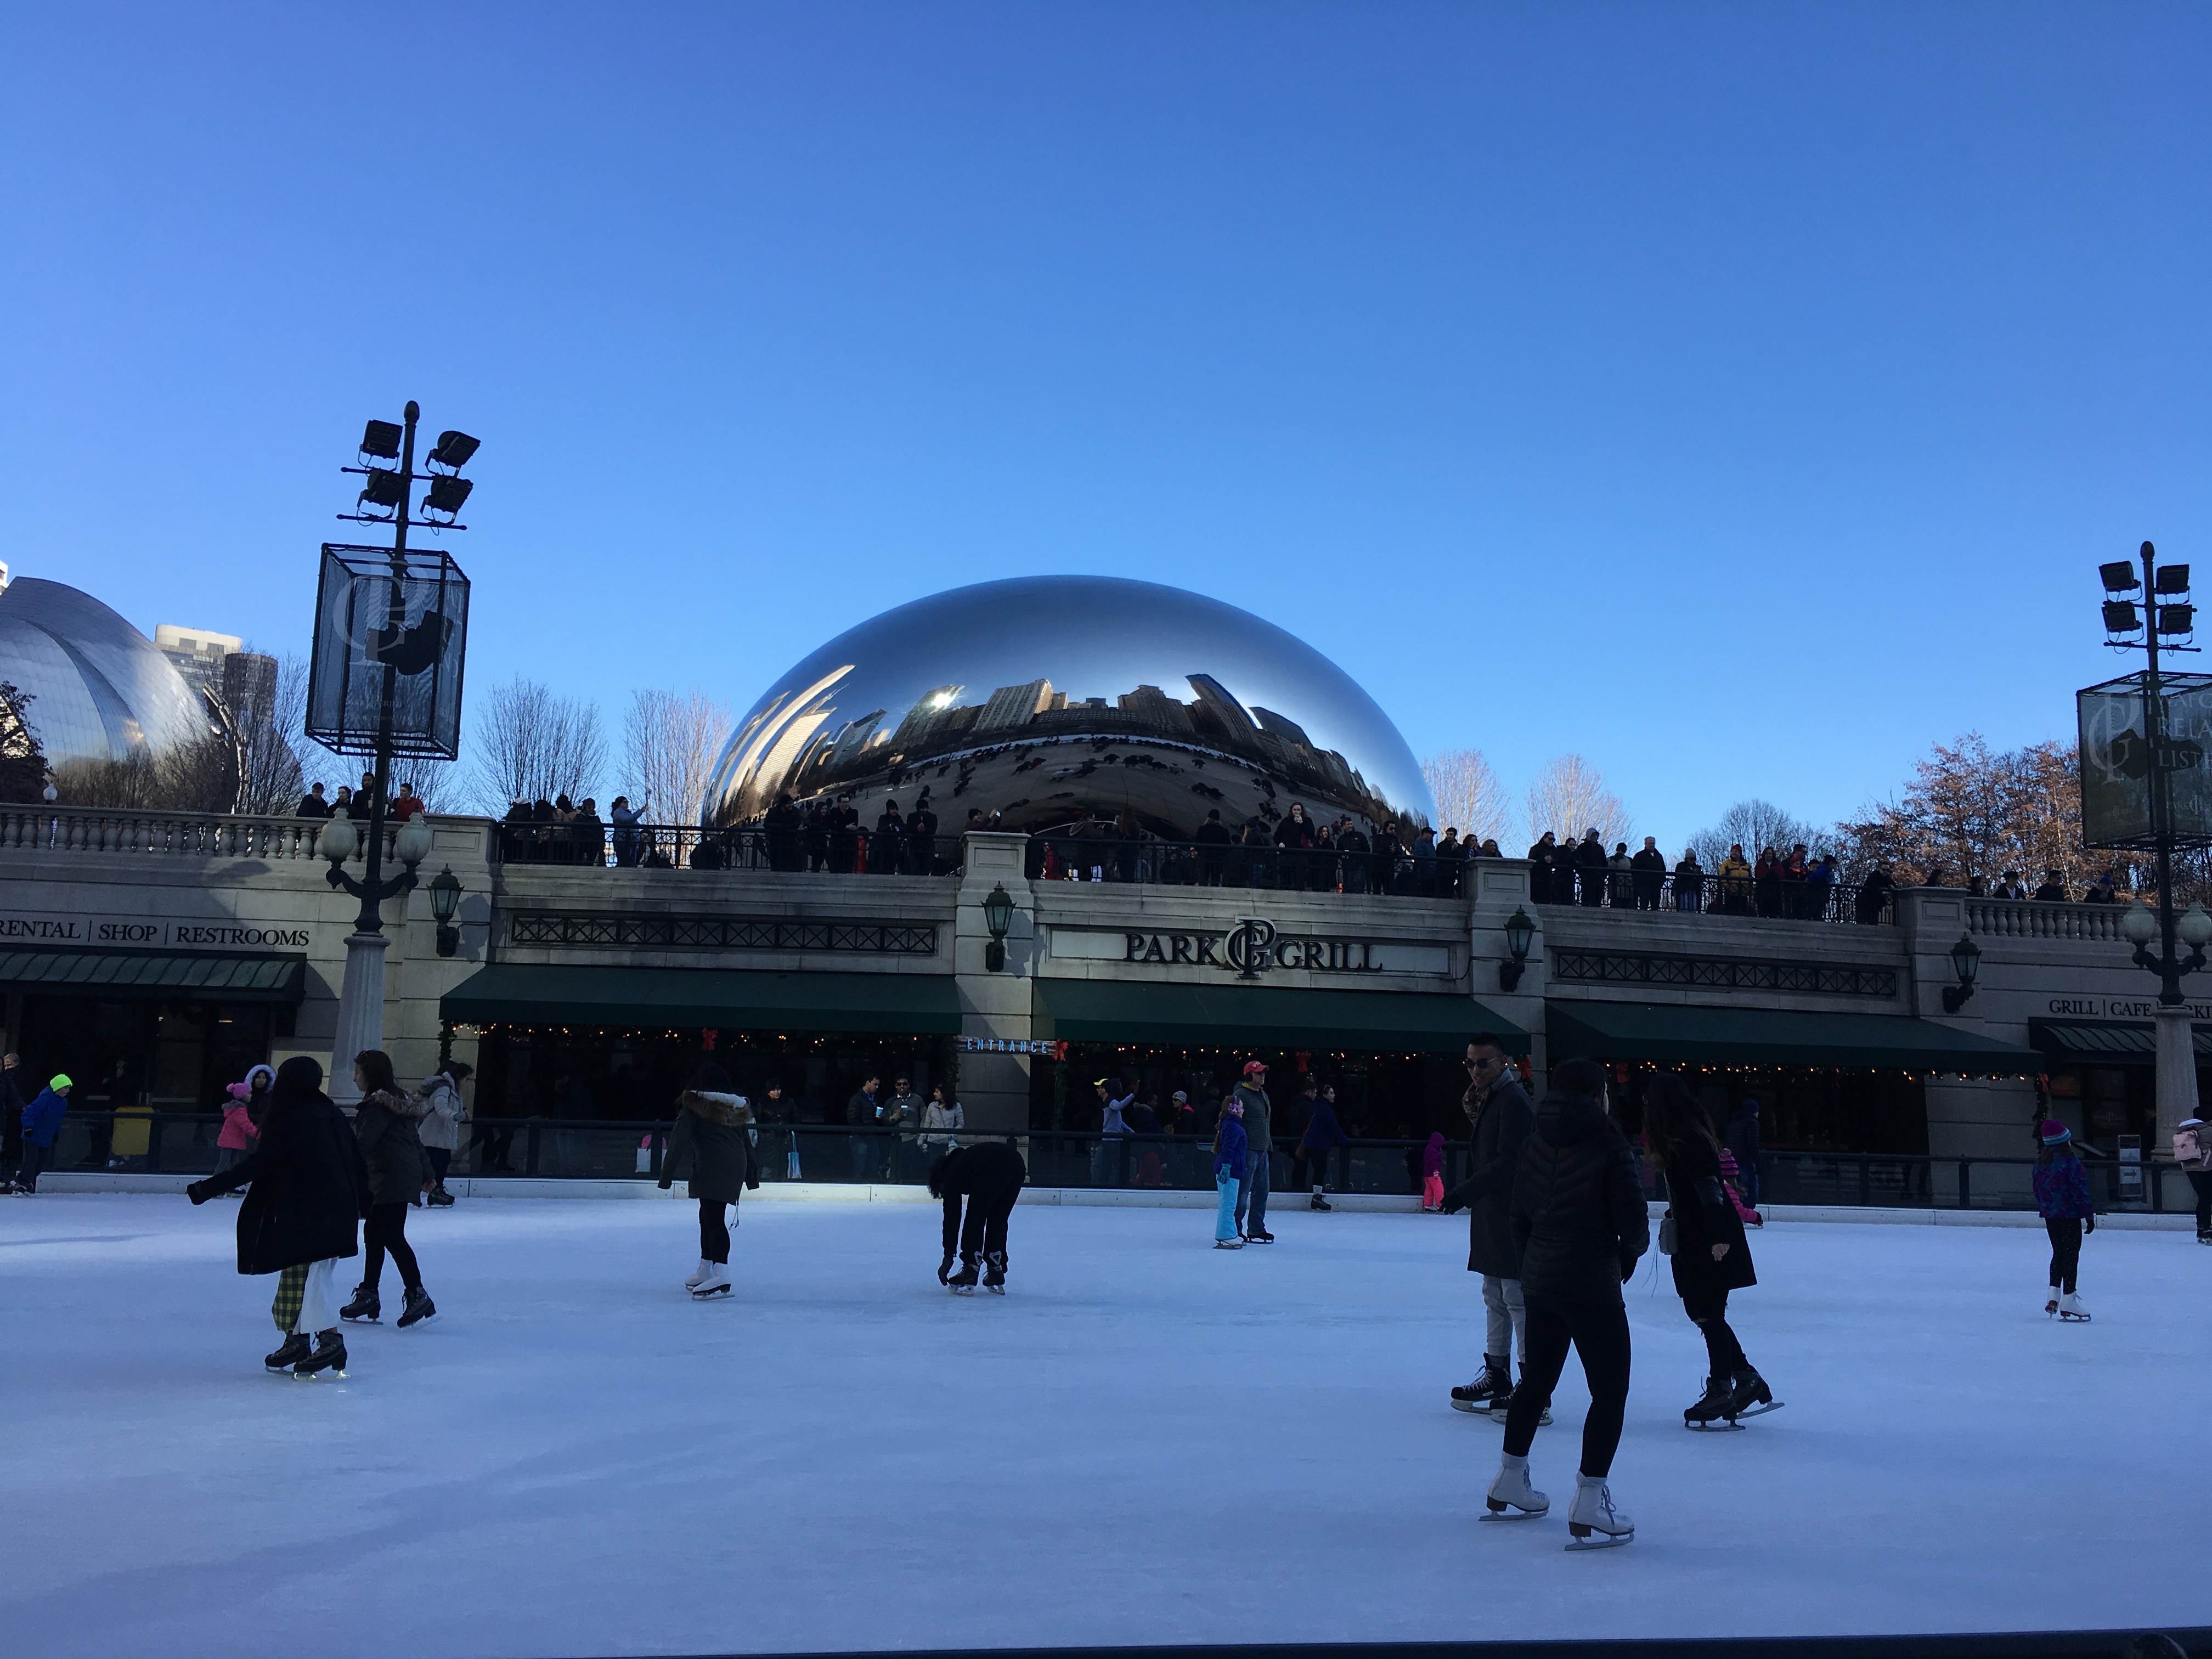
[1481,1453,1549,1521]
[1564,1475,1634,1550]
[2044,1286,2059,1317]
[684,1259,711,1290]
[2058,1290,2090,1322]
[691,1262,731,1299]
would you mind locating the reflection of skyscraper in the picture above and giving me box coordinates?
[888,685,966,755]
[1253,707,1313,749]
[1117,684,1192,733]
[824,710,887,772]
[974,679,1053,733]
[1186,674,1258,735]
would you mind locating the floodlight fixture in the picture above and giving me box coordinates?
[2103,600,2141,634]
[427,430,479,472]
[360,419,403,460]
[357,468,405,514]
[2101,562,2142,594]
[2159,604,2196,636]
[2157,565,2192,595]
[422,475,473,520]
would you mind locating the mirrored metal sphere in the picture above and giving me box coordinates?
[0,578,223,772]
[703,577,1435,838]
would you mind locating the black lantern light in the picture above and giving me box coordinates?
[1942,932,1982,1013]
[1499,905,1536,992]
[982,881,1015,973]
[430,865,463,958]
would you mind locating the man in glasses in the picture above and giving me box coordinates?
[1444,1035,1538,1420]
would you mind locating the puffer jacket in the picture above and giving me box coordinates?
[1660,1131,1756,1298]
[354,1088,430,1205]
[661,1090,755,1205]
[414,1071,467,1152]
[1509,1089,1649,1305]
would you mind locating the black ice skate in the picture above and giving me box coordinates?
[1724,1366,1781,1420]
[397,1286,437,1329]
[1451,1362,1510,1415]
[339,1284,381,1323]
[1488,1388,1554,1427]
[294,1330,348,1379]
[264,1331,313,1373]
[1246,1227,1277,1243]
[1684,1375,1738,1430]
[1308,1194,1332,1211]
[949,1254,980,1294]
[981,1251,1007,1294]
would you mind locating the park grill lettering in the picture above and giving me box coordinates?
[1124,925,1385,976]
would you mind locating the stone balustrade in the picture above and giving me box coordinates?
[1962,897,2123,943]
[0,805,410,863]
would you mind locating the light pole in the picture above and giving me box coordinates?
[2087,541,2207,1147]
[307,403,476,1103]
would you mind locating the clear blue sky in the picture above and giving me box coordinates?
[4,3,2206,844]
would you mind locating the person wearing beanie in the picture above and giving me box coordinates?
[2033,1119,2095,1320]
[1444,1035,1538,1420]
[929,1138,1026,1293]
[186,1056,365,1377]
[10,1074,70,1194]
[2174,1116,2212,1243]
[213,1075,263,1189]
[1231,1059,1275,1242]
[1212,1097,1248,1248]
[658,1062,755,1300]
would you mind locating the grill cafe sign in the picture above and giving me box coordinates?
[1053,918,1451,979]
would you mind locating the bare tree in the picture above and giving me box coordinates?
[0,681,49,803]
[624,689,732,826]
[468,676,605,812]
[1421,747,1506,844]
[1523,754,1631,849]
[1691,799,1822,871]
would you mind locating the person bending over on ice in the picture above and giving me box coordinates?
[186,1056,366,1378]
[1641,1073,1774,1428]
[930,1139,1026,1293]
[2034,1119,2095,1321]
[1485,1059,1648,1549]
[659,1062,755,1300]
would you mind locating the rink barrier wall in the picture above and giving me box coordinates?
[641,1633,2212,1659]
[26,1173,2202,1229]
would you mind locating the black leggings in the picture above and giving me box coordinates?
[955,1188,1019,1257]
[363,1204,421,1293]
[1680,1284,1748,1378]
[1503,1296,1631,1479]
[699,1199,732,1265]
[2190,1171,2212,1233]
[2046,1218,2083,1293]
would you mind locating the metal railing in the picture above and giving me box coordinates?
[1027,836,1469,899]
[33,1114,2203,1215]
[1533,865,1895,923]
[493,821,959,876]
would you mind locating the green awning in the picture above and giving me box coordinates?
[1547,1000,2041,1072]
[440,964,962,1035]
[2029,1019,2212,1066]
[0,947,306,1002]
[1033,978,1527,1055]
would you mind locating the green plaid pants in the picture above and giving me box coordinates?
[271,1264,308,1333]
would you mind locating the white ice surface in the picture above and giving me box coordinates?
[1,1193,2204,1657]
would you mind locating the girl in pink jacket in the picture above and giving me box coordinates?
[213,1064,272,1184]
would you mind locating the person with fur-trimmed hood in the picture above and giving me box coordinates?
[659,1062,755,1299]
[929,1138,1026,1293]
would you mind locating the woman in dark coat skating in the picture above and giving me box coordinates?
[658,1062,754,1299]
[185,1056,366,1378]
[342,1049,437,1329]
[1643,1072,1773,1427]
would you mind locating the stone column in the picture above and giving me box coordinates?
[327,929,388,1107]
[1466,858,1547,1075]
[2154,1004,2200,1154]
[953,832,1037,1133]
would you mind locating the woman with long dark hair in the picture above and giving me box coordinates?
[342,1049,437,1329]
[1642,1072,1774,1429]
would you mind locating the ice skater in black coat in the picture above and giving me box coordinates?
[1644,1073,1772,1427]
[929,1140,1026,1294]
[186,1056,366,1378]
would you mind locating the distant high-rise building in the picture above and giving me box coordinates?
[887,685,967,756]
[221,652,278,720]
[155,624,244,696]
[974,679,1053,733]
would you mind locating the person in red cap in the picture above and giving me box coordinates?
[1231,1059,1275,1242]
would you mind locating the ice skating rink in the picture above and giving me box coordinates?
[1,1193,2203,1657]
